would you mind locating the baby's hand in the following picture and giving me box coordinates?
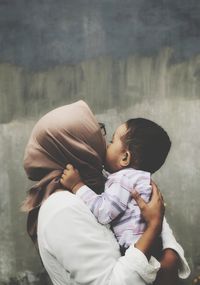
[60,164,84,193]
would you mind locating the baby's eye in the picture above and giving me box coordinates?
[109,140,113,143]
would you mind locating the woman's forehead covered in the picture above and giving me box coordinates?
[37,100,98,135]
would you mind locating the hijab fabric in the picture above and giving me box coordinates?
[23,100,106,244]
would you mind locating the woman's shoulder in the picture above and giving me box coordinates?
[38,191,89,228]
[41,190,87,213]
[43,190,78,206]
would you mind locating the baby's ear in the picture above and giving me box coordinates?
[121,150,131,167]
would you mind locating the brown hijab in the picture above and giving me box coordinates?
[22,100,106,244]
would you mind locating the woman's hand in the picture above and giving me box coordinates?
[132,180,165,233]
[131,181,165,259]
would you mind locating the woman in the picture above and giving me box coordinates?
[22,100,190,285]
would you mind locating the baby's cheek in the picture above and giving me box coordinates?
[105,149,111,161]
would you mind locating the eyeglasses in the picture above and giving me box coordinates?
[98,122,106,136]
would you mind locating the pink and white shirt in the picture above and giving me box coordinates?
[76,168,152,248]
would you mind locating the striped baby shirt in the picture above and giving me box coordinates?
[76,168,152,248]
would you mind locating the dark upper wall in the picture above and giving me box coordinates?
[0,0,200,70]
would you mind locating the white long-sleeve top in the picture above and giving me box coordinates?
[37,191,190,285]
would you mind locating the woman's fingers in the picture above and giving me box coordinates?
[132,180,165,231]
[151,182,164,206]
[131,190,147,210]
[151,180,159,196]
[150,183,165,218]
[132,184,163,209]
[151,180,164,201]
[132,180,164,210]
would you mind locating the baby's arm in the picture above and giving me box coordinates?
[60,164,130,224]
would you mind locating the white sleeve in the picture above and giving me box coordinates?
[110,247,160,285]
[161,217,191,279]
[43,194,160,285]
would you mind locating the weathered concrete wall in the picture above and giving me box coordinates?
[1,50,200,284]
[0,1,200,284]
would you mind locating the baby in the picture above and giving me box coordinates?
[60,118,171,254]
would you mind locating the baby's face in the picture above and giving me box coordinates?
[104,123,127,173]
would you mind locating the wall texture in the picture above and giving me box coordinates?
[0,1,200,284]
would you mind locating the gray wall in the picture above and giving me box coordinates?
[0,1,200,284]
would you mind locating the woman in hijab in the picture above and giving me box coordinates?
[22,100,190,285]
